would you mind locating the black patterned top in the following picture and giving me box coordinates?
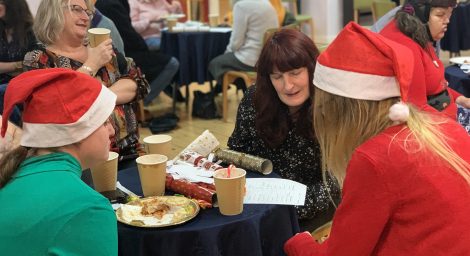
[228,86,340,220]
[0,28,36,84]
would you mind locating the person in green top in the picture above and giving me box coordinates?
[0,68,118,255]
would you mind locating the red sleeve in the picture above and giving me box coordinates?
[317,152,394,255]
[284,232,325,256]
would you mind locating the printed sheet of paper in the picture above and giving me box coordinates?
[244,178,307,206]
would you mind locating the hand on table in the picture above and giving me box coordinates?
[456,96,470,109]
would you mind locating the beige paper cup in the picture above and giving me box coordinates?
[136,154,168,197]
[90,151,119,192]
[209,14,219,27]
[213,168,246,216]
[167,18,177,32]
[143,134,172,157]
[88,28,111,47]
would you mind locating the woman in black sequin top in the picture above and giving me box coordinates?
[0,0,36,84]
[228,28,340,231]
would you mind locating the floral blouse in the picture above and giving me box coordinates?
[23,45,150,161]
[228,86,341,220]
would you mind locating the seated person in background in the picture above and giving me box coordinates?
[380,0,470,121]
[24,0,149,168]
[209,0,278,92]
[228,29,340,231]
[0,0,37,125]
[0,68,117,255]
[129,0,182,50]
[96,0,181,105]
[285,22,470,256]
[90,0,126,55]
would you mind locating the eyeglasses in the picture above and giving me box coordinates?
[63,4,94,19]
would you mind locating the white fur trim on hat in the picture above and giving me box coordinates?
[313,62,401,100]
[20,85,116,148]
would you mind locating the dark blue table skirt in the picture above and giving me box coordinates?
[441,3,470,52]
[117,168,300,256]
[160,30,231,86]
[446,65,470,97]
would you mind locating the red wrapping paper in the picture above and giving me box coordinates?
[165,174,216,208]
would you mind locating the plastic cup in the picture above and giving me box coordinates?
[90,152,119,192]
[209,14,219,27]
[88,28,111,47]
[167,18,177,32]
[143,134,172,157]
[136,154,168,197]
[213,168,246,215]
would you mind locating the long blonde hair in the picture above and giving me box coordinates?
[313,87,470,187]
[34,0,93,45]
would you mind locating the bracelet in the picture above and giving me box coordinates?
[81,65,95,77]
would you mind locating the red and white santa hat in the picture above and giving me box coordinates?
[314,22,415,123]
[1,68,116,148]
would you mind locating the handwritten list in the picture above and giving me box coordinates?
[243,178,307,206]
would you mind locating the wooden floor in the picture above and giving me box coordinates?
[140,48,470,159]
[140,82,243,159]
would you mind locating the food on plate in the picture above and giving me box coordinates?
[117,196,199,227]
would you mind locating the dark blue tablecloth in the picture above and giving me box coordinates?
[160,30,231,86]
[441,3,470,52]
[117,168,300,256]
[446,65,470,97]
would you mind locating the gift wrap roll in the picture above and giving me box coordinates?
[173,130,220,161]
[214,148,273,175]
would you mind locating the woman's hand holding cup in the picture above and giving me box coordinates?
[85,38,114,71]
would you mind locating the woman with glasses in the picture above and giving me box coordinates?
[23,0,150,169]
[380,0,470,121]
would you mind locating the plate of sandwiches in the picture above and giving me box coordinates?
[116,196,199,228]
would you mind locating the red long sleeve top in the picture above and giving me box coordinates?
[285,123,470,255]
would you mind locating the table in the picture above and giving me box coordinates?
[160,29,231,86]
[441,2,470,53]
[117,168,300,256]
[446,65,470,97]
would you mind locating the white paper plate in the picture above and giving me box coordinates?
[449,57,470,65]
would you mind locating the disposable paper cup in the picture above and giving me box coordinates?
[167,18,177,32]
[136,154,168,197]
[143,134,172,157]
[209,14,219,27]
[88,28,111,47]
[90,152,119,192]
[213,168,246,216]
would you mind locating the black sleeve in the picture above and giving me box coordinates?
[95,0,148,53]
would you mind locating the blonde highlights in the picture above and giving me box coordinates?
[33,0,93,45]
[314,88,470,187]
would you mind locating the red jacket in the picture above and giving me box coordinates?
[285,123,470,255]
[380,20,461,119]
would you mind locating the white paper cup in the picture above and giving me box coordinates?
[143,134,172,158]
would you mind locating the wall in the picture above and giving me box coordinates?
[301,0,343,44]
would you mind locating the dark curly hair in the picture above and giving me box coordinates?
[254,28,319,148]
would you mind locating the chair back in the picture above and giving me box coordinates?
[354,0,374,11]
[371,0,397,22]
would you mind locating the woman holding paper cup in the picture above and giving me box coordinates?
[24,0,149,167]
[228,29,340,231]
[0,69,117,255]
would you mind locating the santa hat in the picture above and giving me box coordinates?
[314,22,416,122]
[1,68,116,148]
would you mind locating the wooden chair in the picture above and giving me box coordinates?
[282,0,314,39]
[354,0,374,23]
[371,0,397,22]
